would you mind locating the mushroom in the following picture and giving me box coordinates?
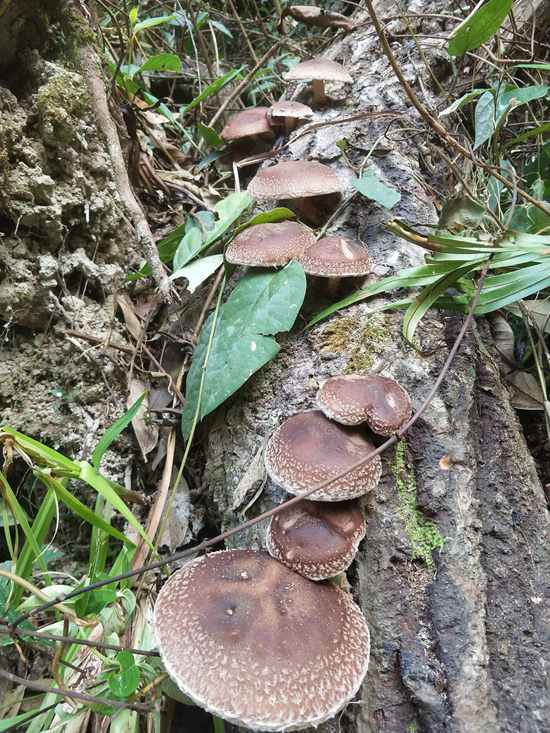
[317,374,413,436]
[247,160,345,225]
[220,107,274,158]
[283,57,352,106]
[268,100,313,135]
[154,549,370,731]
[266,499,366,580]
[299,234,372,295]
[225,221,316,267]
[265,410,381,501]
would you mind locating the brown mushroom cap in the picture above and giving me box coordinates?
[265,410,381,501]
[268,100,314,122]
[154,549,370,731]
[247,160,344,200]
[225,221,315,267]
[221,107,272,141]
[317,374,413,435]
[299,235,372,277]
[267,499,366,580]
[284,57,352,84]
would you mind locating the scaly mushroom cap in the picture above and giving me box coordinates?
[225,221,316,267]
[247,161,343,200]
[267,499,366,580]
[268,100,314,122]
[317,374,412,435]
[299,235,372,277]
[154,549,370,731]
[284,57,352,84]
[265,410,381,501]
[221,107,272,141]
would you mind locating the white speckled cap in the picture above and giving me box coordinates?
[265,410,381,501]
[221,107,272,141]
[299,235,372,277]
[317,374,413,435]
[284,57,352,84]
[268,100,313,121]
[247,160,344,200]
[225,221,315,267]
[266,499,366,580]
[154,549,370,731]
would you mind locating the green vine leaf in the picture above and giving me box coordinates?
[107,651,141,699]
[181,262,306,437]
[353,173,401,209]
[448,0,513,56]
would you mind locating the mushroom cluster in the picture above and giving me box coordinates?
[153,43,413,732]
[263,373,411,582]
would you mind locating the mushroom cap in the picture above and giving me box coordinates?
[247,160,344,200]
[221,107,272,141]
[284,57,352,84]
[267,499,366,580]
[299,235,372,277]
[225,221,316,267]
[269,100,314,122]
[265,410,381,501]
[317,374,413,435]
[154,549,370,731]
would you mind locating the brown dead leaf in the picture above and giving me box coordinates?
[128,379,159,460]
[506,370,545,410]
[280,5,357,33]
[116,292,143,341]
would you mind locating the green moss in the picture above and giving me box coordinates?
[318,315,362,354]
[35,67,89,144]
[317,313,390,372]
[392,440,443,567]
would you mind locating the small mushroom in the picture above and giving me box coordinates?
[284,57,352,106]
[317,374,413,435]
[247,160,345,225]
[299,234,372,295]
[267,499,366,580]
[220,107,274,159]
[154,549,370,731]
[265,410,381,501]
[225,221,316,267]
[268,100,314,135]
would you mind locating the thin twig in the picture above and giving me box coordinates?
[8,265,488,630]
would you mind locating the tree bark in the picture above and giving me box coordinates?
[202,3,550,732]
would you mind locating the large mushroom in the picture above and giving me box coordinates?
[299,234,372,294]
[268,100,313,135]
[266,499,366,580]
[283,57,352,106]
[154,549,370,731]
[317,374,413,435]
[265,410,381,501]
[247,160,345,225]
[220,107,274,158]
[225,221,315,267]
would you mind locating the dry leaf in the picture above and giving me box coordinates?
[280,5,357,33]
[507,300,550,335]
[506,370,545,410]
[490,314,515,374]
[128,379,159,459]
[116,292,143,341]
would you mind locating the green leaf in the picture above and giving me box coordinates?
[129,7,138,25]
[181,67,244,116]
[0,427,78,473]
[36,472,133,547]
[234,207,296,235]
[448,0,513,56]
[139,53,182,74]
[13,489,56,603]
[439,89,486,117]
[170,254,224,291]
[92,394,146,471]
[474,90,496,149]
[173,227,203,270]
[108,651,141,698]
[133,14,177,33]
[210,19,233,38]
[197,122,223,148]
[0,707,54,732]
[181,262,306,437]
[353,173,401,209]
[78,462,154,550]
[514,63,550,70]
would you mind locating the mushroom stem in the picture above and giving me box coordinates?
[311,78,328,106]
[327,277,342,298]
[284,117,297,136]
